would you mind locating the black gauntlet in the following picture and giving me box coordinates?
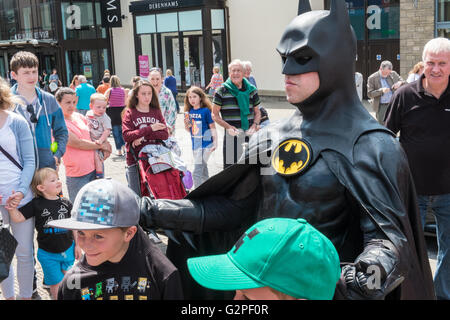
[139,196,205,234]
[338,239,404,300]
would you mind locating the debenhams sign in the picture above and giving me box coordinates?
[129,0,205,12]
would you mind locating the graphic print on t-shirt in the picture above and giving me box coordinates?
[80,276,151,300]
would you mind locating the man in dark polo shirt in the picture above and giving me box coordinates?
[385,37,450,300]
[212,59,261,169]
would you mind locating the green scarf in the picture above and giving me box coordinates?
[223,77,256,130]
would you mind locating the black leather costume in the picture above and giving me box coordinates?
[140,0,435,300]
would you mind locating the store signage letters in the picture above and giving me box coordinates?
[129,0,205,12]
[101,0,123,28]
[366,5,381,30]
[14,31,50,40]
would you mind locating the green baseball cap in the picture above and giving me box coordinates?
[187,218,341,300]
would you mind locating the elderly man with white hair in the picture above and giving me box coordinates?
[385,37,450,300]
[212,59,261,169]
[75,75,96,115]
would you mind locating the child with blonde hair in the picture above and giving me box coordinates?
[184,86,217,188]
[7,167,82,299]
[86,93,112,179]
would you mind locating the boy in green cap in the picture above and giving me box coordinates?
[187,218,340,300]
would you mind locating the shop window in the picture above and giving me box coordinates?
[437,0,450,22]
[39,2,53,31]
[212,30,224,73]
[136,15,156,34]
[436,0,450,37]
[140,34,155,70]
[346,1,365,40]
[156,12,178,32]
[179,10,202,31]
[325,0,399,40]
[183,31,205,87]
[22,6,33,34]
[367,0,400,40]
[66,48,109,87]
[61,1,106,40]
[0,0,16,40]
[211,9,225,29]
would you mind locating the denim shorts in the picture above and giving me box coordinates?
[37,241,75,286]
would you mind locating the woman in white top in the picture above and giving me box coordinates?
[0,77,35,300]
[406,61,424,83]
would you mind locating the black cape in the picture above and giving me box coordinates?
[165,0,435,300]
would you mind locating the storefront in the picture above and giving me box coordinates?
[129,0,227,91]
[0,0,59,80]
[325,0,400,98]
[0,0,112,87]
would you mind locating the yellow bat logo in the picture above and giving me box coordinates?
[271,139,312,176]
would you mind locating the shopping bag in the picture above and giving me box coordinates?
[0,227,18,283]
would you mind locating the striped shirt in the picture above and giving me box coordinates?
[213,84,261,128]
[109,87,126,107]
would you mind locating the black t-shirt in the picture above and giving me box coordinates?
[385,75,450,195]
[20,196,73,253]
[57,227,183,300]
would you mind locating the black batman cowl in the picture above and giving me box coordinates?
[276,0,391,163]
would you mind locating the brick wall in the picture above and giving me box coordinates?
[400,0,435,78]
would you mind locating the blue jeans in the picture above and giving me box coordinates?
[112,125,125,151]
[66,170,96,203]
[417,193,450,300]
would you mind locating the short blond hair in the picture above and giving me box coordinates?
[32,168,58,197]
[90,93,107,104]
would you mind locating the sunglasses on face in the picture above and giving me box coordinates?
[27,104,38,123]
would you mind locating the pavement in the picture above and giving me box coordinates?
[0,98,437,300]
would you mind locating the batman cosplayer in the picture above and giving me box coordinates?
[140,0,435,300]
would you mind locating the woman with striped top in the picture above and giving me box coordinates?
[105,75,126,156]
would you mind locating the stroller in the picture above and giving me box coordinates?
[131,138,197,248]
[130,138,191,200]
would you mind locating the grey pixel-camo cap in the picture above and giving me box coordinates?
[46,178,140,230]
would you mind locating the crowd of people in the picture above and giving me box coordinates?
[0,48,274,300]
[0,1,448,302]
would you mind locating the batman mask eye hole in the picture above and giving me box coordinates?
[295,56,312,65]
[281,56,287,64]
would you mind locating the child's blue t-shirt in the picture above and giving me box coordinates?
[188,107,214,150]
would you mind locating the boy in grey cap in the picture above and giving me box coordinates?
[47,178,183,300]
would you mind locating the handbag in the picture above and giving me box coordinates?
[0,226,18,283]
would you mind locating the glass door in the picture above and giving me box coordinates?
[66,49,109,87]
[160,32,180,85]
[183,31,204,88]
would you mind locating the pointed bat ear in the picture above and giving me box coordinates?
[329,0,350,26]
[297,0,312,15]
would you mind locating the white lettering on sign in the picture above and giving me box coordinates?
[107,0,119,23]
[66,5,81,30]
[366,5,381,30]
[14,31,49,40]
[149,1,179,10]
[106,0,118,11]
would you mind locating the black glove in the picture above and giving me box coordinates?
[337,239,404,300]
[138,196,204,234]
[340,263,385,300]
